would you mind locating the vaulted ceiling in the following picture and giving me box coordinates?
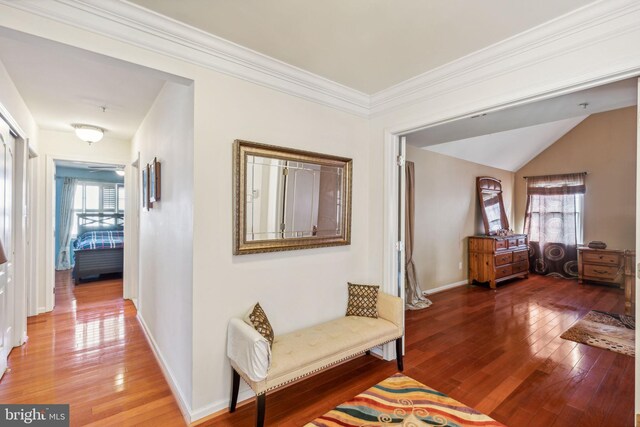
[129,0,593,94]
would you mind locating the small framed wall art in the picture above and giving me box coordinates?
[142,165,149,210]
[149,157,161,203]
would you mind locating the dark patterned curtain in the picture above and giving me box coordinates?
[523,173,586,279]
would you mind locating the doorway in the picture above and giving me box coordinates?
[51,159,127,308]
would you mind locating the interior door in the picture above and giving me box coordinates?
[0,118,14,378]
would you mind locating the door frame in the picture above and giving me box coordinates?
[0,103,33,351]
[44,153,133,311]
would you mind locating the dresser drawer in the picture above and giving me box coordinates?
[495,239,508,251]
[495,252,512,266]
[495,264,512,279]
[582,251,622,266]
[512,261,528,274]
[517,236,527,247]
[583,264,619,280]
[513,250,528,263]
[507,238,518,248]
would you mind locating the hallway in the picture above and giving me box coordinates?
[0,271,185,426]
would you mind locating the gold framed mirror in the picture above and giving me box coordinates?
[476,176,509,235]
[233,140,352,255]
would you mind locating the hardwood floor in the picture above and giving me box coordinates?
[0,271,185,426]
[211,275,634,427]
[1,273,633,426]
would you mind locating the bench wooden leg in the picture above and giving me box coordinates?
[396,337,404,372]
[230,369,240,412]
[256,393,266,427]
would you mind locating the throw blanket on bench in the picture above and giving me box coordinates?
[227,292,404,427]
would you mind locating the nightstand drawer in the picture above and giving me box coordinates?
[495,253,512,266]
[495,265,512,279]
[582,252,622,266]
[584,264,619,280]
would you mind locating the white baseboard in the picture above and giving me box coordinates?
[136,313,192,424]
[190,388,254,425]
[424,280,467,295]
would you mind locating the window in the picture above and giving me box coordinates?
[523,173,586,278]
[524,173,586,245]
[72,181,125,236]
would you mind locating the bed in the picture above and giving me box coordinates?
[72,213,124,285]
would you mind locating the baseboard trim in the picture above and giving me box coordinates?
[424,280,467,295]
[190,389,254,426]
[136,312,193,424]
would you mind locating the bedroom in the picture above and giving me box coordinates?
[54,161,125,286]
[397,78,637,425]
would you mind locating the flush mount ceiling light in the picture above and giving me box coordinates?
[72,124,105,145]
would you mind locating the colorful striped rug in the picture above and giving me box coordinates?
[306,373,504,427]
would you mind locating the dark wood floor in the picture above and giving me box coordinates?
[212,275,634,427]
[0,271,184,426]
[1,273,633,426]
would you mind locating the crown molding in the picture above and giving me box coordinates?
[0,0,371,117]
[0,0,638,120]
[370,0,640,116]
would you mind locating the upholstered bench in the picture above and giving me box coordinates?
[227,291,404,427]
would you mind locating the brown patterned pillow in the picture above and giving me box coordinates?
[346,283,379,318]
[244,303,275,348]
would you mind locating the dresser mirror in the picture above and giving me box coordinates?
[477,176,509,235]
[233,139,352,255]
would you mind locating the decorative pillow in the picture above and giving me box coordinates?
[244,303,275,348]
[346,283,379,318]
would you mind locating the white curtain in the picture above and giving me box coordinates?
[56,177,77,270]
[405,161,432,310]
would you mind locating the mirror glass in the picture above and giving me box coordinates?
[245,155,344,240]
[234,140,352,254]
[476,176,509,235]
[481,192,504,233]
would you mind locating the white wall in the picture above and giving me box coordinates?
[131,81,194,409]
[35,130,131,312]
[0,59,38,149]
[190,71,370,415]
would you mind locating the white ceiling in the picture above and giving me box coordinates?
[55,160,124,170]
[129,0,592,94]
[424,116,587,172]
[409,78,638,171]
[0,28,187,140]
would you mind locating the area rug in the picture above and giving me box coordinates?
[306,373,505,427]
[560,310,635,357]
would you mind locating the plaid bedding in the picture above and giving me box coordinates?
[74,230,124,250]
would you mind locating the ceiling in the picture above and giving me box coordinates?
[129,0,593,94]
[408,78,638,171]
[55,160,124,170]
[0,28,187,140]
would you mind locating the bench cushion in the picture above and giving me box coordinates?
[232,315,401,394]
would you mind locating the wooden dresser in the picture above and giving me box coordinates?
[577,247,624,288]
[468,234,529,289]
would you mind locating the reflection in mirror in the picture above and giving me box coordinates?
[481,192,503,233]
[245,156,343,240]
[476,176,509,235]
[234,140,352,254]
